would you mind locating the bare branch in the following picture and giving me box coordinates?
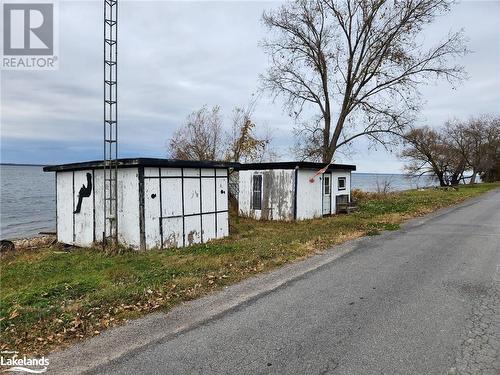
[261,0,468,162]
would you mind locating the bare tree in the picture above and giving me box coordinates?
[261,0,467,162]
[225,105,274,163]
[169,104,276,162]
[401,126,465,186]
[480,117,500,182]
[291,120,325,162]
[168,105,224,160]
[446,116,500,183]
[480,147,500,183]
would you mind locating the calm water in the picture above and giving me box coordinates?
[1,165,56,239]
[351,173,437,192]
[0,165,438,240]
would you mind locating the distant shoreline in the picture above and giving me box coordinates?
[352,172,407,176]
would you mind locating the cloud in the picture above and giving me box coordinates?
[1,0,499,171]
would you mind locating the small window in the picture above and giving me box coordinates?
[323,175,331,195]
[252,175,262,210]
[338,177,346,191]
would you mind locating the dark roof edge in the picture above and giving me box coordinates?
[43,159,356,172]
[43,158,239,172]
[236,161,356,171]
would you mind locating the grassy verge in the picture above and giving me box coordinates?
[1,183,498,354]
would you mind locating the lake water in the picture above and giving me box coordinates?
[0,165,438,240]
[0,165,56,240]
[351,173,437,192]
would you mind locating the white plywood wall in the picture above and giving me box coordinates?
[238,169,295,221]
[143,167,228,250]
[56,172,73,244]
[238,170,253,218]
[117,168,140,247]
[239,168,352,221]
[55,166,229,249]
[73,171,94,246]
[296,170,323,220]
[56,168,140,248]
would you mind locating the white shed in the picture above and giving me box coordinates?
[238,162,356,221]
[43,158,236,250]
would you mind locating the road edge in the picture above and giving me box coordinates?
[48,238,363,374]
[47,187,500,374]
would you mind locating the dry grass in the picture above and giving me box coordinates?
[1,183,498,355]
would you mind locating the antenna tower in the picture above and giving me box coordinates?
[103,0,118,245]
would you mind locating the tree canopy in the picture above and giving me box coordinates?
[168,105,274,163]
[401,116,500,186]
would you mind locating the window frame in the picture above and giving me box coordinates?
[323,174,331,195]
[251,174,263,210]
[338,177,346,191]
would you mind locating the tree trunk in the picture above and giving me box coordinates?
[469,170,477,184]
[325,111,348,163]
[322,113,332,163]
[436,172,447,187]
[450,173,461,186]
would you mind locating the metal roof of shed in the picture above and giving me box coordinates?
[236,161,356,171]
[43,158,239,172]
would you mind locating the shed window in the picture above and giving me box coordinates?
[323,175,331,195]
[252,175,262,210]
[338,177,346,191]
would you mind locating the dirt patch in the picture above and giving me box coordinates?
[4,235,57,253]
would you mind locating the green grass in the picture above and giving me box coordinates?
[1,183,498,354]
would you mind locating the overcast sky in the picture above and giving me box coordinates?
[1,0,499,173]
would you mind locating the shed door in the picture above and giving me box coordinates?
[322,173,332,215]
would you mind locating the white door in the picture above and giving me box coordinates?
[322,173,332,215]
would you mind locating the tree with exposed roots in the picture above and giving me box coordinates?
[261,0,468,162]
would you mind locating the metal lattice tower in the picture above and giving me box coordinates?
[103,0,118,245]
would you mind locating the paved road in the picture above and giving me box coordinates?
[96,190,500,375]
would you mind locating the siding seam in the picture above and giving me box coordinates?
[138,166,146,250]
